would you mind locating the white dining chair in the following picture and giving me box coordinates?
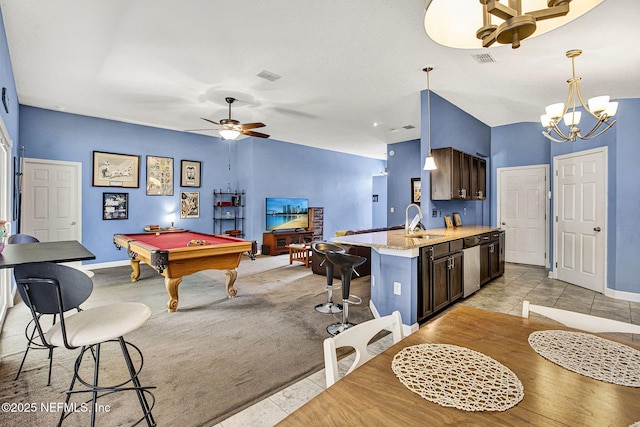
[522,300,640,334]
[324,310,404,387]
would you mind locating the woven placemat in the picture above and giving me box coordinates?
[528,330,640,387]
[391,343,524,412]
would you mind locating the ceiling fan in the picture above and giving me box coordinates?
[198,97,269,140]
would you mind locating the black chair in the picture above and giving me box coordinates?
[8,233,65,384]
[14,262,156,426]
[7,233,39,244]
[310,242,346,314]
[324,251,366,335]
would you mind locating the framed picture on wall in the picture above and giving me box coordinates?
[102,192,128,220]
[411,177,421,204]
[93,151,140,188]
[180,191,199,218]
[180,160,201,187]
[146,155,174,196]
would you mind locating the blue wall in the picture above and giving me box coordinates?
[386,139,420,227]
[419,91,491,229]
[18,106,384,264]
[0,5,20,235]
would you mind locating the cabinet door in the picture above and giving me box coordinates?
[430,148,453,200]
[452,149,463,199]
[419,248,433,320]
[449,252,464,302]
[461,153,472,199]
[477,158,487,200]
[490,242,500,279]
[433,256,449,312]
[480,243,491,285]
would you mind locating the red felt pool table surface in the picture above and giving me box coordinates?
[113,231,252,312]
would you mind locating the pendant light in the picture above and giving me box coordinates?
[423,67,437,171]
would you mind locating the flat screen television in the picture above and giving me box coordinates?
[265,197,309,231]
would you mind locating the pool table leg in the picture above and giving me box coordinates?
[130,260,141,282]
[165,277,182,313]
[225,269,238,298]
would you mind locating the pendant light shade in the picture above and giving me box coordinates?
[423,67,437,171]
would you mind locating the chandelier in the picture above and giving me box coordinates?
[477,0,571,49]
[540,49,618,143]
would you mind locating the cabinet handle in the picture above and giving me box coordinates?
[489,243,494,253]
[451,256,455,269]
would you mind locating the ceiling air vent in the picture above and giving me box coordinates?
[471,53,496,64]
[402,124,416,130]
[257,70,281,81]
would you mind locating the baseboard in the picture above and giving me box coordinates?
[604,287,640,302]
[82,259,132,270]
[369,300,418,336]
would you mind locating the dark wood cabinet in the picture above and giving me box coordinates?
[480,231,504,285]
[419,239,464,321]
[262,230,313,256]
[430,147,486,201]
[471,157,487,200]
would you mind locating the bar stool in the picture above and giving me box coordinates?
[14,262,156,426]
[325,251,366,335]
[310,242,346,314]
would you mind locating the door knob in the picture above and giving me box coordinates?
[501,222,506,225]
[71,221,77,225]
[594,227,601,232]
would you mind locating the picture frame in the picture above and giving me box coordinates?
[444,215,453,229]
[102,192,128,220]
[411,177,421,204]
[180,159,201,187]
[180,191,200,218]
[453,212,462,227]
[146,155,174,196]
[93,151,140,188]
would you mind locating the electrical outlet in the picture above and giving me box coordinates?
[390,207,394,213]
[393,281,401,295]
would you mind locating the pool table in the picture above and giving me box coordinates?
[113,231,252,312]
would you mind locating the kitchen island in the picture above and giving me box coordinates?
[332,226,503,331]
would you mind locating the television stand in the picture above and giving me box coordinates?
[262,230,313,256]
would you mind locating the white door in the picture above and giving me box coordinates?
[0,118,12,329]
[554,147,607,293]
[21,158,82,243]
[497,165,548,267]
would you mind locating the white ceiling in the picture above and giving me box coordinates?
[1,0,638,160]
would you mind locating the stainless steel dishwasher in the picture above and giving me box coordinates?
[463,236,481,297]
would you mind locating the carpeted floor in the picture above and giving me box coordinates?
[0,254,374,426]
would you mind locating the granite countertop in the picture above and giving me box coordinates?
[331,226,501,251]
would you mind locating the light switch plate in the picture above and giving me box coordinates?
[393,281,401,295]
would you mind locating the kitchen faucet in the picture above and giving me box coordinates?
[405,203,423,234]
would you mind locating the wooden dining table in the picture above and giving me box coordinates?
[278,305,640,426]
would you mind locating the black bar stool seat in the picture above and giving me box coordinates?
[325,251,366,335]
[311,242,346,314]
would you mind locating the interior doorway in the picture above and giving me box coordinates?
[0,117,12,327]
[497,165,549,267]
[21,158,83,243]
[553,147,607,293]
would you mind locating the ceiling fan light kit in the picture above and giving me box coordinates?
[540,49,618,143]
[200,97,270,140]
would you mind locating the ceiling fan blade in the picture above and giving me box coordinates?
[184,128,217,132]
[201,117,221,126]
[240,122,265,130]
[241,129,270,138]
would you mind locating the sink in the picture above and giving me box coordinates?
[403,231,445,239]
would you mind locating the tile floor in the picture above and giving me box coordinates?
[215,262,640,427]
